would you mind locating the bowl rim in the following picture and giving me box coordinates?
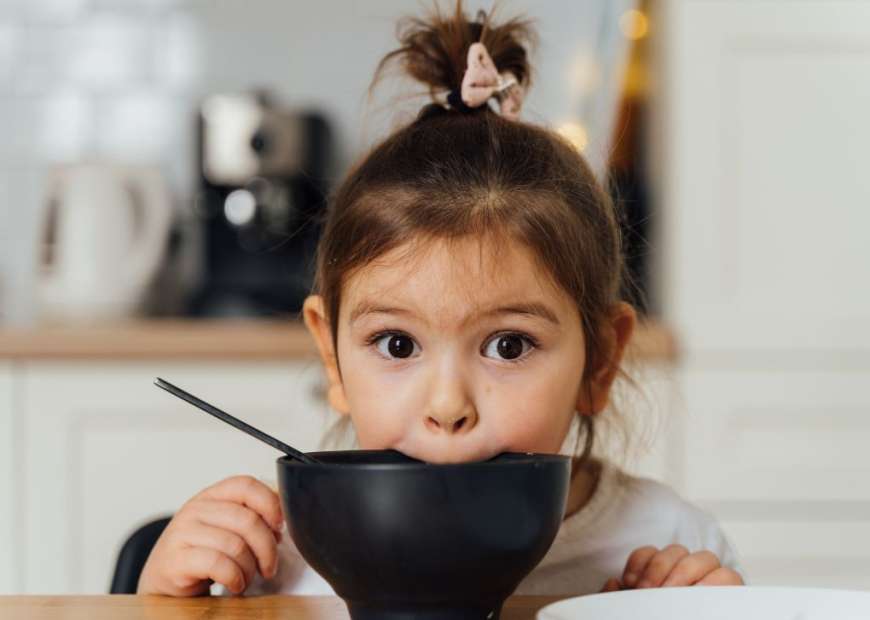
[277,449,571,470]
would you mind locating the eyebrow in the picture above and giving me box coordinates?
[348,300,561,327]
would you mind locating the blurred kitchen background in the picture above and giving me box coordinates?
[0,0,646,324]
[2,0,869,597]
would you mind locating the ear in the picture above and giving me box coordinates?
[302,294,351,416]
[575,302,637,416]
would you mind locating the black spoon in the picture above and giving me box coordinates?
[154,377,319,465]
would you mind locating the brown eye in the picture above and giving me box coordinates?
[482,333,533,361]
[374,333,419,359]
[389,335,413,358]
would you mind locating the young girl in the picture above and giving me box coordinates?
[138,3,744,598]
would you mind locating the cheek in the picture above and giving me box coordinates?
[481,366,580,454]
[339,349,420,450]
[348,403,403,449]
[496,407,574,454]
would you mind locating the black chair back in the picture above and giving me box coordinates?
[109,516,172,594]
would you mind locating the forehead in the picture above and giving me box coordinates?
[340,235,572,319]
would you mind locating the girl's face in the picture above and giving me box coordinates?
[304,236,633,464]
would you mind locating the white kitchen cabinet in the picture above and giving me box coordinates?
[654,0,870,589]
[16,360,334,594]
[722,520,870,591]
[679,364,870,588]
[681,367,870,505]
[657,0,870,352]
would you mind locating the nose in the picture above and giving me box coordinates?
[424,360,478,436]
[425,410,477,434]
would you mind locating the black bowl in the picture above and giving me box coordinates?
[277,450,571,620]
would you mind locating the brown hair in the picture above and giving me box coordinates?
[311,1,635,463]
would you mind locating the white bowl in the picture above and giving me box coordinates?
[538,586,870,620]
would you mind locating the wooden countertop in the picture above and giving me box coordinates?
[0,319,678,362]
[0,595,565,620]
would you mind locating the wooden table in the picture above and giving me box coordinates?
[0,595,565,619]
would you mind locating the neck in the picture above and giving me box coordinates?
[563,458,602,519]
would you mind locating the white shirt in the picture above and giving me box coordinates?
[229,460,744,597]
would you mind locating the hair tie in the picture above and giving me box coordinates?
[447,42,524,120]
[446,89,474,113]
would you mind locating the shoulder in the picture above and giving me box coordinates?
[615,469,710,532]
[602,465,744,574]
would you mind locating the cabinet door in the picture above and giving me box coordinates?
[680,366,870,588]
[0,362,15,594]
[658,0,870,352]
[19,360,333,594]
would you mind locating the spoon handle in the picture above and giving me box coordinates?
[154,377,318,465]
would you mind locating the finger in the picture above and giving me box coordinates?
[194,499,278,579]
[662,551,720,587]
[178,546,247,595]
[638,544,690,588]
[601,577,622,593]
[622,546,659,588]
[184,523,261,584]
[697,567,745,586]
[198,475,284,531]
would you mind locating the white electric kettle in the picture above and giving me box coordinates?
[38,163,172,322]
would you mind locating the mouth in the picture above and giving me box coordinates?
[392,440,506,465]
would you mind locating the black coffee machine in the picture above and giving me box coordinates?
[186,91,332,318]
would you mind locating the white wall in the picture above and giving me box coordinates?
[0,0,633,325]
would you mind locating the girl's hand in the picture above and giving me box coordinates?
[601,544,744,592]
[137,475,285,597]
